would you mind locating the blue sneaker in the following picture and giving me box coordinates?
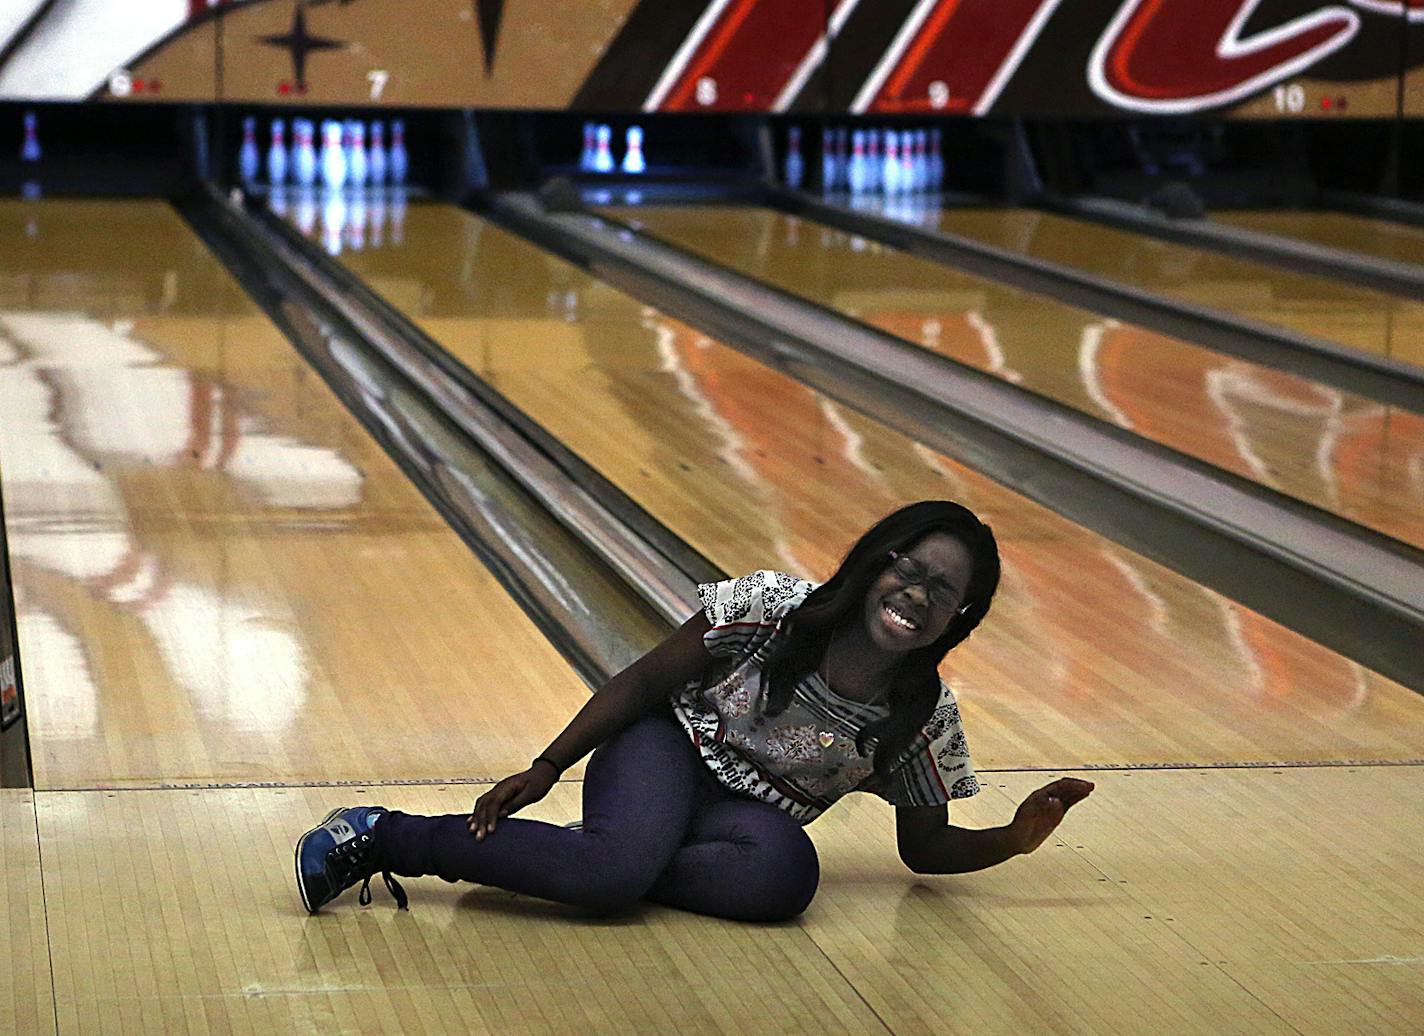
[295,805,408,913]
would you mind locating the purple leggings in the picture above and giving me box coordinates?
[374,712,820,922]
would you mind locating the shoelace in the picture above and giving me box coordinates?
[358,871,409,911]
[332,832,409,911]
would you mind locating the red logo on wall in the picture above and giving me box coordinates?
[641,0,1419,116]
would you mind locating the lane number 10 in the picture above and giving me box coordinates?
[1273,83,1305,113]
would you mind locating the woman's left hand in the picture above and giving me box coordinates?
[1009,777,1096,855]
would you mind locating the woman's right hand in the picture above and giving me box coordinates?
[468,763,559,840]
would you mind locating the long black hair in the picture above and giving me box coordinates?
[763,501,1000,779]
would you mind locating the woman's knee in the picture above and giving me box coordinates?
[744,825,821,921]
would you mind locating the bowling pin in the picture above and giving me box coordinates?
[389,119,409,184]
[592,123,614,173]
[899,130,915,194]
[320,120,347,190]
[882,131,901,196]
[20,110,40,162]
[267,118,288,185]
[821,128,836,193]
[347,120,369,188]
[622,125,646,174]
[866,129,881,193]
[580,121,597,172]
[368,121,388,185]
[915,129,930,192]
[848,129,868,196]
[784,126,804,190]
[239,116,260,184]
[293,119,318,187]
[929,127,943,191]
[834,127,849,190]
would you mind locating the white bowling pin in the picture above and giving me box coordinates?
[389,119,408,184]
[866,129,881,193]
[784,126,804,190]
[914,129,929,192]
[848,129,868,196]
[293,119,318,187]
[929,128,944,191]
[580,121,597,172]
[20,110,40,162]
[899,131,915,194]
[239,116,260,184]
[320,120,347,190]
[592,124,614,173]
[368,121,388,185]
[835,127,849,189]
[346,120,368,188]
[622,125,646,174]
[267,118,287,185]
[821,128,836,193]
[882,131,901,196]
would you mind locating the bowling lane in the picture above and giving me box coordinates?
[314,201,1424,769]
[0,198,592,789]
[612,204,1424,551]
[1215,208,1424,272]
[919,205,1424,370]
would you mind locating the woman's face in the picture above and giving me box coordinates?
[861,532,975,654]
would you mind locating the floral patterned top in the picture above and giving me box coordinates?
[670,570,981,824]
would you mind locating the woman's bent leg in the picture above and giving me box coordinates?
[646,799,820,922]
[375,713,702,913]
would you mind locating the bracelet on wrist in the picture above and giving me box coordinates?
[532,755,564,775]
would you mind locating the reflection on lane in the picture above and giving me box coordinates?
[0,205,362,747]
[1216,208,1424,273]
[899,203,1424,369]
[292,199,1424,768]
[0,198,588,787]
[612,204,1424,552]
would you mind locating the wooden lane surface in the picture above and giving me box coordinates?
[1,790,55,1036]
[0,199,591,789]
[1216,208,1424,272]
[322,204,1424,769]
[36,785,887,1035]
[815,766,1424,1036]
[611,205,1424,552]
[930,205,1424,369]
[38,779,1407,1036]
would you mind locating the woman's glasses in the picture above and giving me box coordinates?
[888,551,968,613]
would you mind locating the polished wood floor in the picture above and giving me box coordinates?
[2,194,1422,1035]
[0,198,592,789]
[928,205,1424,369]
[611,204,1424,551]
